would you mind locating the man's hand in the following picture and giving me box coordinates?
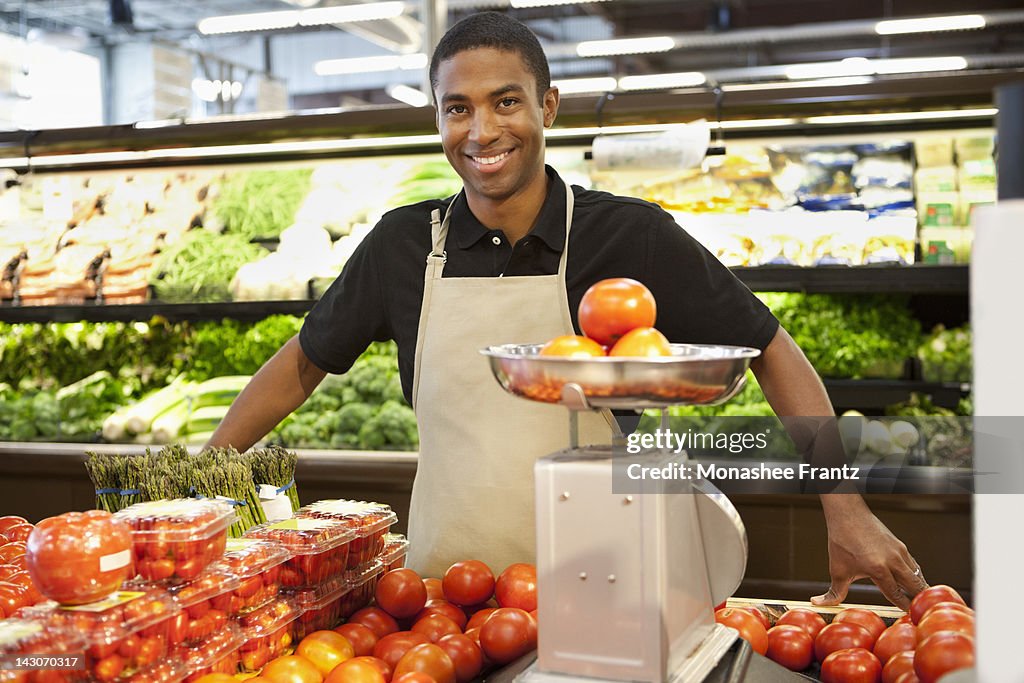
[814,494,928,611]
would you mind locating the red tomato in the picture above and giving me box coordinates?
[821,648,883,683]
[393,675,436,683]
[4,524,33,543]
[325,657,391,683]
[416,601,468,631]
[351,607,401,639]
[739,607,770,631]
[412,614,462,644]
[261,655,324,683]
[0,582,30,618]
[494,564,537,612]
[715,608,768,656]
[608,327,672,357]
[465,608,498,632]
[437,634,483,683]
[374,632,431,671]
[578,278,657,346]
[895,614,914,626]
[765,625,814,672]
[0,542,27,563]
[335,623,379,658]
[393,644,455,683]
[914,632,974,683]
[815,622,875,662]
[909,585,966,625]
[538,335,606,358]
[916,608,974,644]
[193,675,236,683]
[296,631,356,676]
[376,569,429,619]
[0,564,19,581]
[835,608,887,645]
[874,623,917,665]
[776,608,827,640]
[423,579,444,602]
[93,654,126,682]
[882,651,916,683]
[922,601,973,620]
[27,510,133,605]
[480,608,537,664]
[893,673,920,683]
[0,517,28,535]
[442,561,495,606]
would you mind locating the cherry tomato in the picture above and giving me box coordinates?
[442,561,495,606]
[815,622,875,662]
[578,278,657,346]
[374,632,431,671]
[296,630,356,676]
[324,658,386,683]
[416,601,468,631]
[411,614,462,644]
[335,623,379,657]
[437,634,483,683]
[494,564,537,612]
[479,608,537,664]
[882,650,916,683]
[93,654,126,682]
[766,625,813,672]
[351,607,401,639]
[261,655,324,683]
[393,644,455,683]
[909,585,966,625]
[914,632,974,683]
[608,327,671,357]
[376,569,429,619]
[874,623,917,666]
[916,608,974,644]
[423,579,444,602]
[465,608,498,632]
[715,608,768,656]
[821,647,883,683]
[835,608,887,646]
[538,335,606,358]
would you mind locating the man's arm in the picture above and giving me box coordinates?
[205,335,327,452]
[751,326,928,610]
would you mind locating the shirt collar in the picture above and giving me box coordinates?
[449,165,568,252]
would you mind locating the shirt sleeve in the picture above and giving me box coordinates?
[299,225,391,374]
[647,212,779,351]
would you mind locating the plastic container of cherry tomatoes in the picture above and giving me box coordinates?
[236,597,300,673]
[165,567,240,647]
[379,534,409,572]
[123,660,187,683]
[296,500,397,573]
[180,622,245,682]
[17,587,179,682]
[211,538,290,614]
[115,500,235,584]
[288,575,349,640]
[338,561,384,621]
[0,618,86,683]
[244,519,354,589]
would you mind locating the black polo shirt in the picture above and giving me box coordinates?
[300,166,778,404]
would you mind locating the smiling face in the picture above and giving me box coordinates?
[434,47,559,209]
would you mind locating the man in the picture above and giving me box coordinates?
[208,11,927,609]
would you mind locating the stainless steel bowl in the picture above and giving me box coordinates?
[481,343,761,409]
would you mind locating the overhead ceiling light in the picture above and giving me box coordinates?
[875,14,985,35]
[715,118,798,129]
[386,84,428,107]
[618,72,706,91]
[314,52,427,75]
[552,77,617,94]
[512,0,608,6]
[805,107,996,125]
[872,56,968,74]
[723,76,874,92]
[198,2,406,35]
[785,57,874,80]
[576,36,675,58]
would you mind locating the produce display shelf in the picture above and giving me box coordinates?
[735,264,968,294]
[824,379,971,410]
[0,299,318,323]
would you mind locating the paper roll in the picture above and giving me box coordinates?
[591,121,711,171]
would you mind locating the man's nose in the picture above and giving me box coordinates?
[469,109,500,145]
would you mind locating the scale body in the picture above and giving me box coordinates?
[481,344,761,683]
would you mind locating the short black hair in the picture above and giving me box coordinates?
[429,11,551,102]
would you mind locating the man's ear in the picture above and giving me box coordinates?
[543,86,560,128]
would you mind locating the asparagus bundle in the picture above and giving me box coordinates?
[192,449,266,536]
[247,446,301,512]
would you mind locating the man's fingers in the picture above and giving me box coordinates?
[811,576,852,606]
[894,560,929,599]
[873,570,912,611]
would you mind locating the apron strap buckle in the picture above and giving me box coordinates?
[427,250,447,265]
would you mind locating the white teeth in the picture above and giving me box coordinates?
[472,151,510,165]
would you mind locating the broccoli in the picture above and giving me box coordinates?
[359,400,419,450]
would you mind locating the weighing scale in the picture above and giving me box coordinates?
[481,343,791,683]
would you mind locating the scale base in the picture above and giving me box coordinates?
[515,624,739,683]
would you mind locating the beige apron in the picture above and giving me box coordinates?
[408,179,611,578]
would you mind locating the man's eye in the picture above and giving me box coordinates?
[499,98,518,108]
[447,105,467,114]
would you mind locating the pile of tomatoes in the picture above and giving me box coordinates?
[212,539,290,614]
[292,576,352,641]
[0,516,47,618]
[245,519,355,589]
[180,623,246,683]
[237,597,302,673]
[0,618,85,683]
[540,278,672,358]
[296,501,397,574]
[166,568,241,647]
[715,584,975,683]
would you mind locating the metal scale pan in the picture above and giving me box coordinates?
[481,343,763,683]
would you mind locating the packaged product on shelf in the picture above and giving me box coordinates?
[230,224,339,301]
[165,567,241,647]
[337,561,384,621]
[18,236,107,306]
[0,618,85,683]
[115,499,235,583]
[236,597,300,673]
[915,136,955,168]
[296,500,397,574]
[244,518,355,589]
[213,538,290,614]
[124,660,188,683]
[380,534,409,572]
[180,622,245,683]
[288,574,349,639]
[862,215,917,264]
[17,587,180,682]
